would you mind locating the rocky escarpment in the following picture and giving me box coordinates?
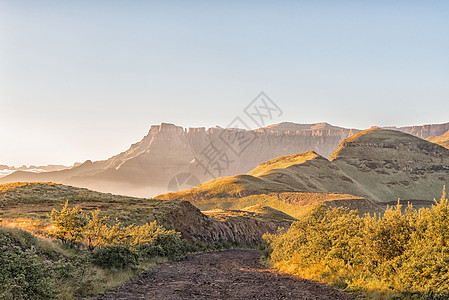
[160,128,449,212]
[65,123,361,196]
[385,122,449,139]
[159,201,292,246]
[0,182,290,247]
[1,121,448,197]
[0,122,361,197]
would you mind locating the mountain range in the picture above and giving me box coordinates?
[1,121,448,197]
[158,128,449,217]
[0,164,74,177]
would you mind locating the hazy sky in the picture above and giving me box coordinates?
[1,1,448,166]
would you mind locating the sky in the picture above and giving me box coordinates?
[0,0,448,166]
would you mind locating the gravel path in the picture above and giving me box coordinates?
[95,249,357,300]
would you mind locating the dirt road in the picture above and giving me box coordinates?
[95,249,357,300]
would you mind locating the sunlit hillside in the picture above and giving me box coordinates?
[427,129,449,149]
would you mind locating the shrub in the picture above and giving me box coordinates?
[0,229,55,299]
[90,246,138,270]
[49,203,185,269]
[49,201,85,246]
[265,188,449,297]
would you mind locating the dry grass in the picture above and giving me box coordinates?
[427,130,449,149]
[0,182,187,227]
[248,151,321,177]
[203,205,296,223]
[160,129,449,218]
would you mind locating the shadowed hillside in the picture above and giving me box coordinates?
[157,151,382,217]
[330,128,449,202]
[158,129,449,215]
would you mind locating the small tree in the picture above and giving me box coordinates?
[84,210,110,250]
[49,201,86,245]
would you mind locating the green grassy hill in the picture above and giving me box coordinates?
[330,128,449,202]
[0,182,292,246]
[158,129,449,216]
[203,205,296,223]
[427,129,449,149]
[0,182,188,228]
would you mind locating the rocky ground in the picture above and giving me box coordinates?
[95,249,357,300]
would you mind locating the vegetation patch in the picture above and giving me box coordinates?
[264,188,449,298]
[0,183,249,299]
[203,205,296,223]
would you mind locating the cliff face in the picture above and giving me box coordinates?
[385,122,449,139]
[1,121,448,197]
[159,129,449,207]
[60,123,360,196]
[158,201,292,246]
[0,182,289,247]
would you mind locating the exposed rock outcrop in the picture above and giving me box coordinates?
[159,201,292,245]
[160,129,449,208]
[1,122,448,197]
[385,122,449,139]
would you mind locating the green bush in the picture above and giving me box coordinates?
[265,188,449,297]
[50,203,188,269]
[90,246,138,270]
[0,230,55,299]
[0,227,99,299]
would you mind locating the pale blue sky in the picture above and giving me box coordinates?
[1,1,448,166]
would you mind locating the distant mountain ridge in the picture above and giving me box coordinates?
[263,122,348,131]
[159,128,449,206]
[385,122,449,139]
[1,121,448,197]
[0,164,72,177]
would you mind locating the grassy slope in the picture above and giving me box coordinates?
[158,151,370,201]
[248,151,320,177]
[0,226,150,299]
[427,129,449,149]
[0,182,187,229]
[160,174,296,201]
[330,129,449,202]
[203,205,297,223]
[158,151,380,219]
[0,182,294,246]
[159,129,449,217]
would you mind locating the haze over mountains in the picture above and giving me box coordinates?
[159,129,449,217]
[1,122,448,197]
[0,164,74,177]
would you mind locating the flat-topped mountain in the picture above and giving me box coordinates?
[159,129,449,212]
[0,122,361,196]
[1,122,448,197]
[263,122,348,131]
[385,122,449,139]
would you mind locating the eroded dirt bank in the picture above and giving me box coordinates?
[95,249,357,300]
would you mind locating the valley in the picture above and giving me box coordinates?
[1,122,448,198]
[1,123,449,299]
